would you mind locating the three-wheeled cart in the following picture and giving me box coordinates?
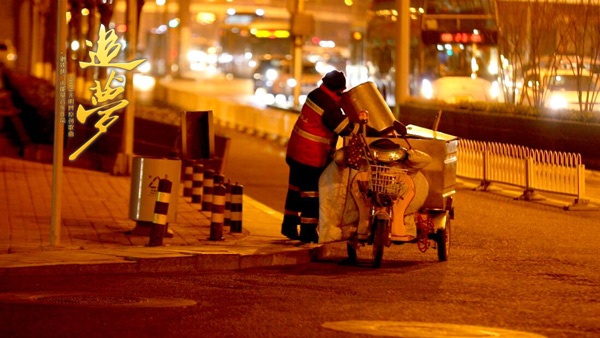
[337,82,457,267]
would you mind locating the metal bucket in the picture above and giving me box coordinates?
[341,81,396,133]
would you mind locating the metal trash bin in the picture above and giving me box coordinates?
[341,81,396,133]
[129,157,182,223]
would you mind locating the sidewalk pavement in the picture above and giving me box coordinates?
[0,156,326,276]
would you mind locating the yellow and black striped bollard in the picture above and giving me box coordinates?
[202,169,215,215]
[208,184,226,241]
[183,160,194,198]
[149,178,172,247]
[192,163,204,209]
[224,181,231,227]
[230,183,243,233]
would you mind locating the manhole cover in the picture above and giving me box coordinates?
[0,293,196,308]
[37,295,144,306]
[322,321,546,338]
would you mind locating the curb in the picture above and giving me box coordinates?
[0,247,320,277]
[457,178,600,209]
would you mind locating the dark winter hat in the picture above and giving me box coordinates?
[322,70,347,91]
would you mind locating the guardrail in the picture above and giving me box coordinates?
[457,139,590,210]
[157,79,297,144]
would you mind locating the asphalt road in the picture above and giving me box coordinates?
[219,124,289,211]
[0,128,599,337]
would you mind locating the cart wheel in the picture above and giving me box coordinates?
[436,218,450,261]
[372,218,389,268]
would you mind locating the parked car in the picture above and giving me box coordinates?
[252,56,323,99]
[0,40,16,68]
[522,68,600,111]
[420,76,503,103]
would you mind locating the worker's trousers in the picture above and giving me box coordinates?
[282,157,326,243]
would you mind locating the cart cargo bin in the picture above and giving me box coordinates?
[406,124,457,210]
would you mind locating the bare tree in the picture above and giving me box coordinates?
[495,1,528,104]
[496,0,564,109]
[586,3,600,115]
[557,1,600,116]
[497,0,600,118]
[525,0,564,109]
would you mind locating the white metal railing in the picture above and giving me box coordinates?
[457,139,588,209]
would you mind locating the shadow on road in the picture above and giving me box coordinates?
[254,260,435,276]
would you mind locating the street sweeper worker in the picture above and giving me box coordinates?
[281,70,361,243]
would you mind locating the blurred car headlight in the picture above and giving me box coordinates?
[421,79,433,99]
[254,87,268,96]
[266,68,278,81]
[138,61,151,74]
[490,80,500,99]
[218,53,233,63]
[287,78,297,88]
[257,94,275,104]
[549,94,568,110]
[262,94,275,105]
[275,94,287,105]
[187,50,206,63]
[133,74,155,92]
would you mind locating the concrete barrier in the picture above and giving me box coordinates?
[159,80,298,144]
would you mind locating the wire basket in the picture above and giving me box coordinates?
[368,164,407,197]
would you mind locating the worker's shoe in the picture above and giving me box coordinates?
[300,225,319,243]
[281,224,299,240]
[340,243,358,265]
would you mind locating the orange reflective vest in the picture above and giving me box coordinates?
[286,85,350,167]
